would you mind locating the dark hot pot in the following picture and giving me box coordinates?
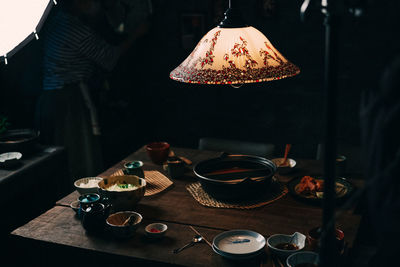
[193,153,277,200]
[0,129,40,154]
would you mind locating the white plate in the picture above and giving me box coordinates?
[213,243,263,258]
[213,230,266,256]
[212,244,263,260]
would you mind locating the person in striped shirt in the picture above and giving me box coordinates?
[36,0,149,181]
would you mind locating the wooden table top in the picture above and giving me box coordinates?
[10,146,363,267]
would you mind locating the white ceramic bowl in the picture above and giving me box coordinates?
[271,158,297,174]
[145,223,168,238]
[267,232,306,258]
[286,251,319,267]
[74,177,103,195]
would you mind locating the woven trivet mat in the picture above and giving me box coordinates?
[186,177,288,209]
[111,169,173,196]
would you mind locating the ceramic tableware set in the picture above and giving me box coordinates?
[72,168,148,237]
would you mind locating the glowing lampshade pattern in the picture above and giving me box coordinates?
[170,26,300,84]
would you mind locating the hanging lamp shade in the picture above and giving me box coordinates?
[170,7,300,85]
[0,0,56,64]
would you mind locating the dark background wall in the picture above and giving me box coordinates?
[0,0,399,170]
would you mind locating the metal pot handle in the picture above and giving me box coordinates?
[218,151,230,158]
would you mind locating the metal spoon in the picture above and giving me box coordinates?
[122,215,136,226]
[173,235,203,254]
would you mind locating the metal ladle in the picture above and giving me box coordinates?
[173,235,203,254]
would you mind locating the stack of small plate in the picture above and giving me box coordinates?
[212,230,266,260]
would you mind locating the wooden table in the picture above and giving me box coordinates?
[0,146,68,235]
[9,146,362,267]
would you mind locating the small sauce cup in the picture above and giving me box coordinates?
[166,156,185,179]
[145,223,168,238]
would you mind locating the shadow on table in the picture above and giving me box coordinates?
[5,234,180,267]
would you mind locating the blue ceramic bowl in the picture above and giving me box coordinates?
[123,161,145,178]
[78,193,101,211]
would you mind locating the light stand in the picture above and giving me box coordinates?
[320,1,339,266]
[301,0,340,266]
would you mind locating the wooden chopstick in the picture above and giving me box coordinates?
[189,226,212,247]
[259,252,268,267]
[275,256,285,267]
[271,256,277,267]
[282,144,292,165]
[271,254,285,267]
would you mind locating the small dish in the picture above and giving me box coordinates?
[267,232,306,258]
[70,200,80,214]
[0,152,22,168]
[74,177,103,195]
[271,158,296,174]
[286,251,319,267]
[145,223,168,238]
[287,176,353,203]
